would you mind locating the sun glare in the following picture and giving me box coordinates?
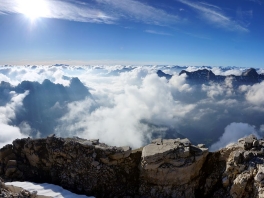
[17,0,49,21]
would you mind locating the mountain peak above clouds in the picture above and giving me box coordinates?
[242,68,259,78]
[179,69,217,82]
[157,70,173,80]
[157,68,264,85]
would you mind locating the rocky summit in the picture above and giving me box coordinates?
[1,135,264,197]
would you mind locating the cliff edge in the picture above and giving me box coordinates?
[1,135,264,197]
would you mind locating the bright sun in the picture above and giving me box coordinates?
[17,0,49,21]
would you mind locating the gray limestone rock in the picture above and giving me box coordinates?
[140,137,208,195]
[2,134,264,198]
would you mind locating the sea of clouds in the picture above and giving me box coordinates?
[0,65,264,151]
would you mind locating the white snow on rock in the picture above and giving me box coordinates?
[5,181,94,198]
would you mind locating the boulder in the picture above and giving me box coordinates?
[140,138,208,196]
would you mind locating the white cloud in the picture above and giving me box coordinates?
[46,0,115,23]
[0,65,71,86]
[169,73,192,92]
[56,73,195,148]
[210,122,259,151]
[0,73,10,83]
[178,0,249,32]
[211,67,244,76]
[0,124,26,148]
[145,30,172,36]
[202,83,224,98]
[244,81,264,105]
[0,0,115,24]
[19,121,33,136]
[0,91,29,123]
[0,91,29,148]
[0,0,180,26]
[96,0,180,26]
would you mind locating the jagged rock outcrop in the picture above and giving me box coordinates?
[197,134,264,198]
[1,135,264,197]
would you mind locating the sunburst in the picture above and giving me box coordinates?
[16,0,49,22]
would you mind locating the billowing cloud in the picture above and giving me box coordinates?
[56,73,195,148]
[169,73,193,92]
[210,122,259,151]
[0,73,10,82]
[243,81,264,105]
[0,91,29,148]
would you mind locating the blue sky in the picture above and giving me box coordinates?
[0,0,263,67]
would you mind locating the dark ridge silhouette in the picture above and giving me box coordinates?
[157,68,264,85]
[157,70,173,80]
[179,68,263,85]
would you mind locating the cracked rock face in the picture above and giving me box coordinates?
[140,138,208,197]
[196,135,264,198]
[141,138,208,180]
[0,136,142,198]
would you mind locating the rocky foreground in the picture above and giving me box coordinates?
[1,135,264,197]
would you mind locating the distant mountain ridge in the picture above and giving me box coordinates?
[157,68,264,85]
[0,78,91,136]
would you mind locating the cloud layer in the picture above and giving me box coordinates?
[0,65,264,149]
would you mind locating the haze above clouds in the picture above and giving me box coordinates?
[0,65,263,151]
